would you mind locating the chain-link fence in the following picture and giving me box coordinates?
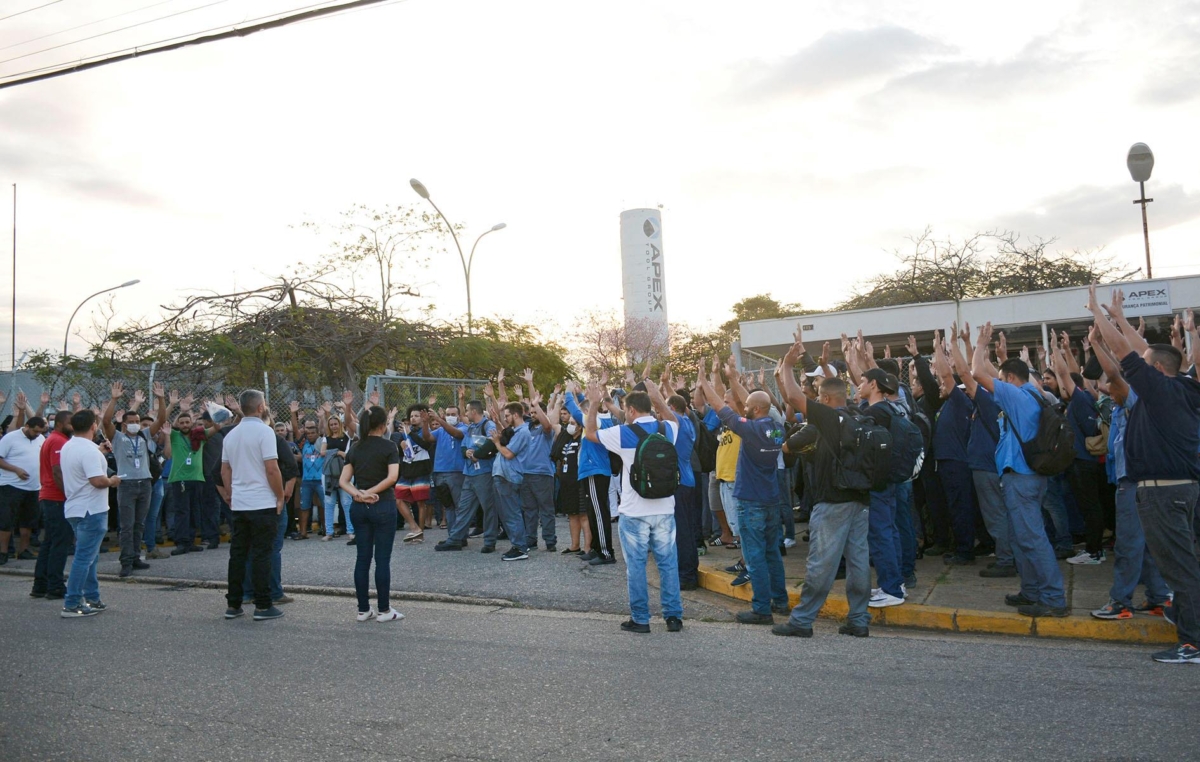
[2,368,485,432]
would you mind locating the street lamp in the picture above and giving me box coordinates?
[63,279,140,359]
[1126,142,1154,279]
[409,178,505,334]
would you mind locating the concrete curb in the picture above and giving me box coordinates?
[0,567,518,609]
[696,568,1176,645]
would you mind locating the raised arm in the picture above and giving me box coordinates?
[289,401,302,444]
[101,381,123,441]
[151,383,168,435]
[1051,344,1076,399]
[1089,325,1129,406]
[775,335,809,416]
[643,364,677,424]
[971,322,997,394]
[583,382,604,444]
[948,330,978,398]
[496,368,508,407]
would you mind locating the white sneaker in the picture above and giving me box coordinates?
[868,592,906,608]
[783,538,797,549]
[376,609,404,623]
[356,608,377,622]
[870,587,882,598]
[322,535,334,542]
[901,583,908,598]
[1066,550,1104,565]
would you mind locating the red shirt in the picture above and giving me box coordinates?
[39,430,69,502]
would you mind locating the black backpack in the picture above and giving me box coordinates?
[691,411,718,473]
[832,410,892,492]
[1006,388,1075,476]
[141,431,163,481]
[885,401,925,484]
[629,422,680,499]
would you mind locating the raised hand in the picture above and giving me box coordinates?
[959,322,971,345]
[133,389,146,409]
[153,382,165,399]
[72,393,82,410]
[906,335,919,357]
[1020,346,1031,365]
[110,381,124,400]
[168,389,180,406]
[321,401,333,415]
[368,390,380,406]
[180,393,194,411]
[40,391,50,406]
[599,370,610,388]
[427,394,437,407]
[496,368,505,383]
[482,381,495,398]
[820,341,831,370]
[793,323,804,345]
[996,332,1008,361]
[343,390,355,407]
[289,400,300,414]
[1185,309,1196,334]
[522,367,534,383]
[15,390,27,409]
[1137,316,1145,336]
[455,385,466,399]
[883,344,892,359]
[553,383,563,396]
[1036,345,1047,366]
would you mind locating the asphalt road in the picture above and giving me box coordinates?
[2,576,1196,762]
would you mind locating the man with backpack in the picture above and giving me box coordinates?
[772,332,873,638]
[585,381,683,634]
[100,382,168,579]
[696,359,788,625]
[971,323,1068,618]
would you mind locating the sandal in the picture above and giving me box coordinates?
[561,547,582,554]
[403,531,424,543]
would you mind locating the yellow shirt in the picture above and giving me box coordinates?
[715,428,741,482]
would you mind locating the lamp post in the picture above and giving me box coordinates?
[409,178,505,334]
[63,279,140,359]
[1126,142,1154,279]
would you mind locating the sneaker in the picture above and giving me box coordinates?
[131,560,150,570]
[783,538,797,549]
[346,536,357,546]
[588,554,616,566]
[434,540,464,551]
[666,616,683,633]
[376,609,404,622]
[252,606,284,621]
[468,528,484,538]
[724,561,746,574]
[273,595,295,605]
[29,589,46,598]
[84,600,107,611]
[224,606,245,619]
[322,535,334,542]
[480,545,496,554]
[561,547,583,555]
[620,619,650,634]
[356,608,377,622]
[119,564,132,578]
[1091,600,1133,620]
[736,610,774,625]
[0,552,10,565]
[979,564,1018,578]
[1163,600,1176,625]
[1005,592,1037,607]
[1150,643,1200,664]
[838,623,870,637]
[771,622,813,638]
[502,547,529,561]
[17,549,35,560]
[680,580,699,591]
[1067,550,1104,565]
[186,544,204,553]
[730,572,750,587]
[170,546,189,557]
[868,592,905,608]
[61,604,99,618]
[901,583,908,598]
[1134,599,1171,617]
[578,551,598,562]
[206,540,220,550]
[1017,603,1069,618]
[904,574,918,588]
[147,549,170,559]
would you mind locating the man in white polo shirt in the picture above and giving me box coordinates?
[220,389,285,622]
[59,410,120,618]
[0,413,47,565]
[584,380,684,635]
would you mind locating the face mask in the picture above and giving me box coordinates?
[126,424,141,435]
[444,416,458,426]
[566,423,578,436]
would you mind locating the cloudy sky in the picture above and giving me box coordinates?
[2,0,1199,363]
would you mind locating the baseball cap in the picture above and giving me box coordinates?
[804,366,826,378]
[862,368,898,394]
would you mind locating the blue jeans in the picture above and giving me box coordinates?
[718,481,740,537]
[894,479,916,577]
[65,510,108,608]
[324,487,354,536]
[777,468,796,542]
[737,499,788,615]
[350,498,398,613]
[618,513,683,624]
[493,477,528,551]
[789,501,870,628]
[434,472,464,532]
[973,470,1014,567]
[1002,471,1066,607]
[299,479,323,516]
[1110,479,1171,607]
[868,484,904,598]
[520,474,557,549]
[451,474,495,544]
[33,500,71,596]
[144,478,165,550]
[1041,474,1073,553]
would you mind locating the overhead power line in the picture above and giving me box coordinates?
[0,1,63,24]
[1,0,183,53]
[0,0,397,91]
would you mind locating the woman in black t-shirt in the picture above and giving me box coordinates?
[339,406,402,623]
[549,403,590,554]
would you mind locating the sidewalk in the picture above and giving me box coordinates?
[697,526,1176,644]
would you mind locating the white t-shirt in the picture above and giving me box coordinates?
[60,436,110,519]
[0,429,44,491]
[596,415,678,518]
[220,416,280,511]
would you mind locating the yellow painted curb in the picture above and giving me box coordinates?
[697,568,1175,644]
